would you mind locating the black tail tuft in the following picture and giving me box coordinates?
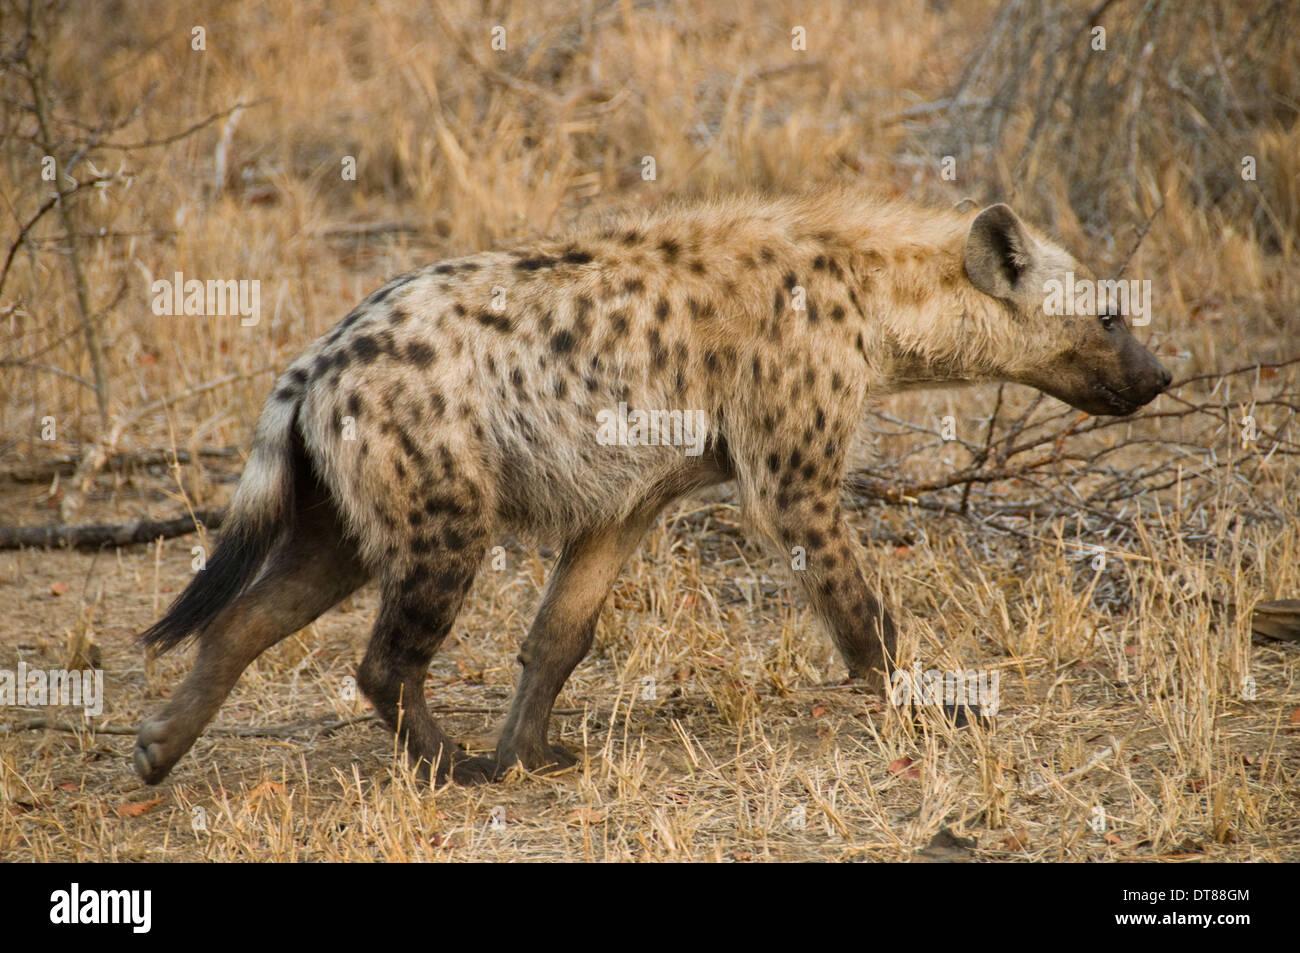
[139,392,305,654]
[137,521,280,654]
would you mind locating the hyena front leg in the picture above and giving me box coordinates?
[469,496,668,779]
[746,479,897,693]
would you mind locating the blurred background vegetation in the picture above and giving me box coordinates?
[1,0,1295,491]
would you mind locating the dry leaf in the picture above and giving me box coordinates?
[50,581,69,596]
[115,796,164,817]
[246,780,286,804]
[1000,827,1030,851]
[888,756,921,779]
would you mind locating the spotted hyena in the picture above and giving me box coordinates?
[135,189,1170,784]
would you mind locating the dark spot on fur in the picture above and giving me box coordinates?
[367,275,414,306]
[623,277,645,295]
[476,310,513,333]
[561,249,593,265]
[648,327,667,364]
[351,335,381,364]
[655,297,670,321]
[406,341,435,367]
[688,297,714,320]
[689,260,706,275]
[515,256,556,271]
[551,330,575,354]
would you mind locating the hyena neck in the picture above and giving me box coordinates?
[818,199,1010,394]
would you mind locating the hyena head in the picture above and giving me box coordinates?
[963,203,1172,415]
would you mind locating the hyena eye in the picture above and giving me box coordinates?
[1099,311,1117,331]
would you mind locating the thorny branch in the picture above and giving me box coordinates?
[850,358,1300,561]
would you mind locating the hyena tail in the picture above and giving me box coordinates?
[139,393,302,653]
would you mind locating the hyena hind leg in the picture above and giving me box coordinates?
[355,533,489,784]
[135,496,370,784]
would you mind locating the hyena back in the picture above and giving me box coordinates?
[136,189,1170,784]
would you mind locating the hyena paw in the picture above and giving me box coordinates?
[133,716,191,784]
[456,743,579,784]
[449,755,505,785]
[537,743,578,772]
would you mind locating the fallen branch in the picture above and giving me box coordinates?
[3,447,241,484]
[0,507,225,551]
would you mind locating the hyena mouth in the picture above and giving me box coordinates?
[1096,382,1142,415]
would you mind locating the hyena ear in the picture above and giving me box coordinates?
[964,204,1036,302]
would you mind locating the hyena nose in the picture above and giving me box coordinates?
[1158,366,1172,390]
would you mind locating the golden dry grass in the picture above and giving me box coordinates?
[1,0,1297,861]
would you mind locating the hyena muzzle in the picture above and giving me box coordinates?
[135,193,1171,785]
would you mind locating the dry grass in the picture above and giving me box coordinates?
[1,0,1297,861]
